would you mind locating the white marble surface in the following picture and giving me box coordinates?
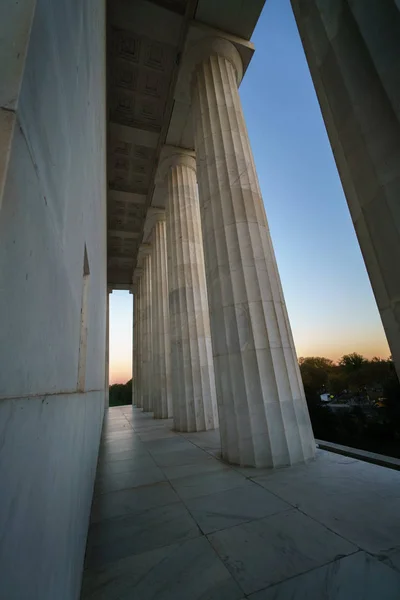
[163,150,218,432]
[132,272,143,408]
[253,449,400,554]
[250,552,400,600]
[81,408,400,600]
[140,253,153,412]
[191,38,315,467]
[208,508,357,595]
[82,537,243,600]
[150,216,173,418]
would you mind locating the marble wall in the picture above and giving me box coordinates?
[0,0,107,597]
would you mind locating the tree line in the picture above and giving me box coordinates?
[300,353,400,458]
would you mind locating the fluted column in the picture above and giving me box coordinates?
[189,38,315,467]
[291,0,400,379]
[141,251,153,412]
[150,212,173,418]
[132,289,136,406]
[161,150,218,432]
[105,289,110,410]
[132,269,143,408]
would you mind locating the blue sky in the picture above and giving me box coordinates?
[109,0,389,384]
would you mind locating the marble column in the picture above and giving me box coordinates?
[150,212,173,418]
[140,250,153,412]
[104,289,110,410]
[291,0,400,380]
[132,270,142,408]
[131,289,136,406]
[161,150,218,432]
[189,38,315,467]
[134,270,144,409]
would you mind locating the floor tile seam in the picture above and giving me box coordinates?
[100,450,153,462]
[175,480,275,525]
[150,453,218,469]
[96,461,159,477]
[81,533,214,584]
[205,507,300,540]
[244,549,362,598]
[173,429,240,471]
[101,437,143,445]
[249,469,364,549]
[93,473,170,496]
[144,443,201,457]
[291,504,362,553]
[106,413,132,425]
[86,527,204,571]
[89,497,183,526]
[200,506,295,537]
[161,462,244,496]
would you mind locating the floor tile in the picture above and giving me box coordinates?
[144,436,194,454]
[254,452,400,554]
[181,430,221,449]
[101,430,139,442]
[249,552,400,600]
[100,447,151,463]
[94,465,166,495]
[81,537,243,600]
[170,468,249,500]
[152,447,218,468]
[81,407,400,599]
[99,439,146,455]
[162,457,229,481]
[208,508,357,595]
[97,454,156,474]
[138,430,178,441]
[185,482,291,534]
[85,502,201,568]
[90,481,180,523]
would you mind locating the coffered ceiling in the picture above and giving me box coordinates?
[106,0,265,289]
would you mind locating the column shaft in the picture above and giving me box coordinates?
[132,286,140,407]
[192,49,315,467]
[164,153,218,432]
[105,291,110,409]
[135,275,143,408]
[141,254,153,411]
[291,0,400,379]
[151,218,173,418]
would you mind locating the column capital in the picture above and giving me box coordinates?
[145,206,166,230]
[176,35,244,103]
[156,145,196,184]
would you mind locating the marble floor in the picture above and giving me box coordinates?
[80,406,400,599]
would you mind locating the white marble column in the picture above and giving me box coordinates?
[160,150,218,432]
[105,289,110,410]
[131,289,136,406]
[135,270,144,408]
[150,212,173,418]
[292,0,400,380]
[132,270,142,408]
[189,38,315,467]
[140,250,153,412]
